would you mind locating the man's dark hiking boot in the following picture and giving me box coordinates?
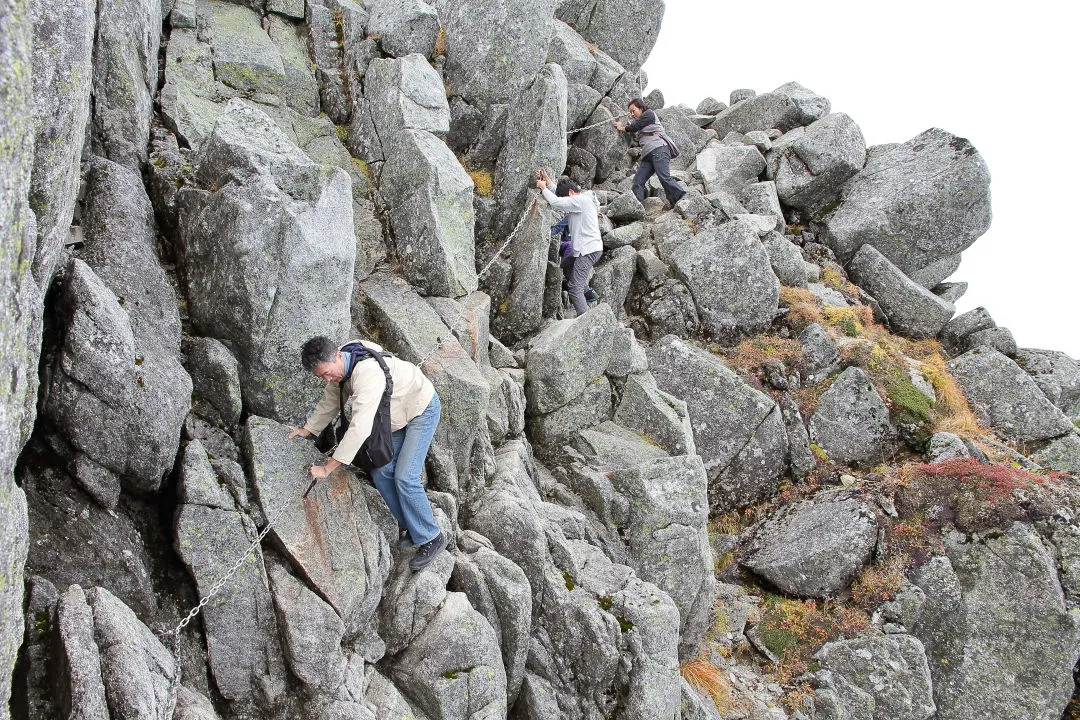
[410,532,447,571]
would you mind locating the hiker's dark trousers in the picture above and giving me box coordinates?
[632,146,686,207]
[561,250,601,315]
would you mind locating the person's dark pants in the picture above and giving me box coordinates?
[560,250,602,315]
[632,146,685,207]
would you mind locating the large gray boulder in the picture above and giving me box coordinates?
[709,85,821,138]
[267,564,348,693]
[587,454,714,660]
[574,102,631,182]
[175,442,288,709]
[767,112,865,214]
[365,54,451,149]
[267,15,321,117]
[939,306,996,356]
[656,106,711,169]
[1016,349,1080,416]
[245,416,392,644]
[90,0,161,168]
[178,101,355,422]
[160,28,229,150]
[184,337,243,431]
[669,218,780,342]
[1032,433,1080,475]
[648,336,788,511]
[762,231,808,288]
[947,348,1074,442]
[206,0,285,98]
[910,524,1080,720]
[366,0,440,58]
[695,141,766,194]
[479,199,548,341]
[449,532,533,704]
[390,592,508,719]
[494,63,568,236]
[525,303,617,413]
[526,376,612,447]
[435,0,557,107]
[45,260,191,495]
[380,128,478,298]
[0,1,34,705]
[87,586,180,720]
[57,584,110,718]
[809,367,896,465]
[848,243,954,339]
[29,0,95,290]
[546,18,597,86]
[556,0,665,72]
[813,634,935,720]
[821,128,992,275]
[80,157,182,352]
[742,498,878,597]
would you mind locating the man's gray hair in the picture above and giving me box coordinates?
[301,336,337,371]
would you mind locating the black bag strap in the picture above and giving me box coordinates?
[336,341,394,433]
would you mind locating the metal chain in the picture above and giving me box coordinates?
[156,492,296,719]
[475,196,542,281]
[565,111,629,135]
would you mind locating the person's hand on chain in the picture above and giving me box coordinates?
[309,457,341,479]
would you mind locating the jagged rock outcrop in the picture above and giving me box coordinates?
[947,347,1074,442]
[909,525,1080,720]
[848,243,954,339]
[809,366,896,466]
[1,0,36,699]
[648,336,788,511]
[766,111,865,213]
[178,101,354,421]
[820,128,992,276]
[668,218,780,342]
[1016,348,1080,416]
[742,498,878,598]
[380,128,478,298]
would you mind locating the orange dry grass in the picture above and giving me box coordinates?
[726,336,805,373]
[680,656,734,713]
[468,168,494,197]
[432,27,447,57]
[850,554,908,610]
[780,286,824,330]
[919,353,988,438]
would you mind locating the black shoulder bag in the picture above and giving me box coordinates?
[335,341,396,471]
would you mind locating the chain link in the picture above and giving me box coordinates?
[475,196,542,281]
[156,492,297,719]
[565,111,629,135]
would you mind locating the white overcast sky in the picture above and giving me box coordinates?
[642,0,1080,359]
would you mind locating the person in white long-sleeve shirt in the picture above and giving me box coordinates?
[536,170,603,315]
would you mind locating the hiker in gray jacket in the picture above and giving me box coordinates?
[615,98,686,207]
[535,170,603,316]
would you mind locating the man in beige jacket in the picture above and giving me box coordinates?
[288,336,446,571]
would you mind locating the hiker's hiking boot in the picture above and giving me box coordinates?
[410,532,447,571]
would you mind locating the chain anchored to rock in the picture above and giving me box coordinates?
[156,492,297,720]
[565,111,629,135]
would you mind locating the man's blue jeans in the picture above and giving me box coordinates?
[370,393,442,546]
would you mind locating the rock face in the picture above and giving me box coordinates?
[742,498,878,598]
[910,525,1080,720]
[367,0,441,58]
[381,128,478,298]
[365,54,451,147]
[435,0,557,107]
[29,0,95,289]
[821,128,992,275]
[91,0,161,168]
[809,367,896,466]
[947,348,1074,442]
[494,63,568,236]
[669,219,780,342]
[848,243,954,339]
[526,304,617,414]
[178,101,354,422]
[556,0,665,72]
[813,634,936,720]
[768,112,865,214]
[648,336,788,511]
[1017,348,1080,416]
[45,260,191,496]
